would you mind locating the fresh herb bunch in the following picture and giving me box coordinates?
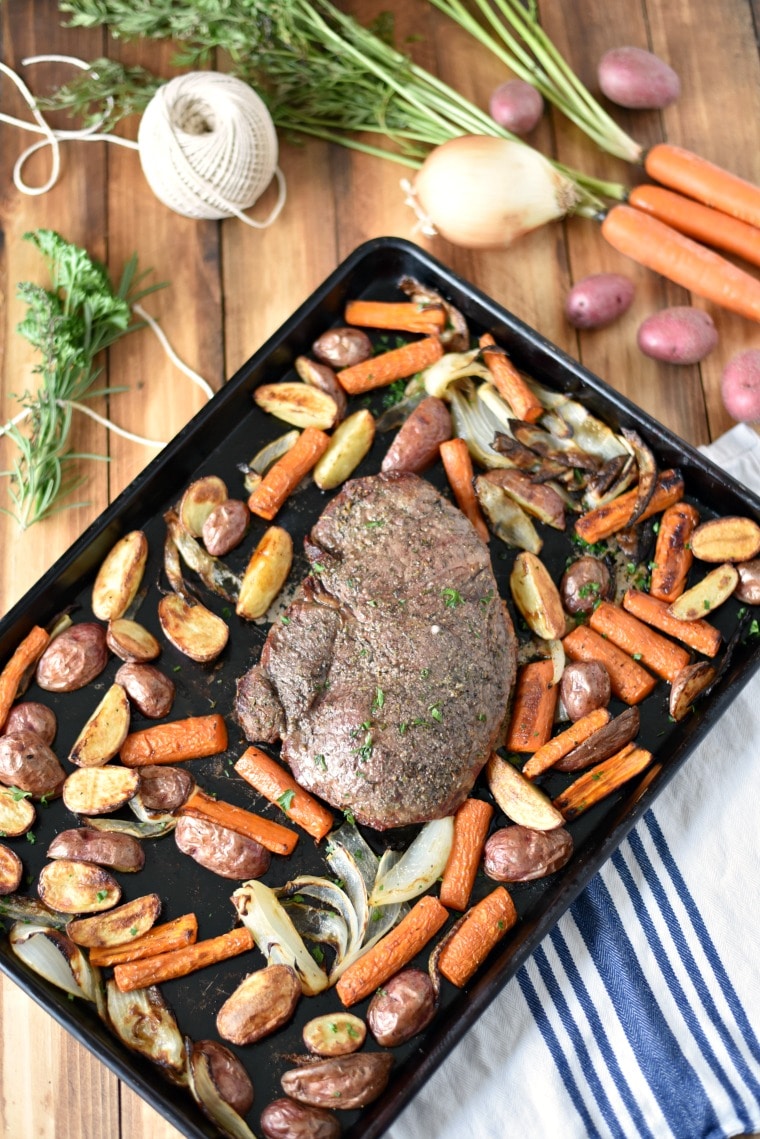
[3,230,163,528]
[55,0,619,201]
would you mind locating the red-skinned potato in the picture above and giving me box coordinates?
[721,349,760,423]
[2,702,56,745]
[366,968,437,1047]
[175,815,270,880]
[489,79,544,134]
[260,1098,340,1139]
[483,825,573,882]
[0,730,65,799]
[202,500,250,556]
[598,45,680,109]
[36,623,109,692]
[191,1041,254,1117]
[312,327,372,369]
[565,274,635,330]
[115,663,175,720]
[381,396,452,474]
[47,827,145,873]
[637,307,718,365]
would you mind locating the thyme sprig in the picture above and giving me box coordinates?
[2,229,164,528]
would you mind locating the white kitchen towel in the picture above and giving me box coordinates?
[388,423,760,1139]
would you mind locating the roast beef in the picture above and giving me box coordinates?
[236,472,516,829]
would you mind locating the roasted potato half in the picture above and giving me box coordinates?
[69,684,131,768]
[690,516,760,563]
[47,827,145,873]
[669,662,716,722]
[486,753,564,831]
[313,409,375,491]
[295,356,348,424]
[158,594,229,662]
[2,701,57,745]
[0,844,23,895]
[668,564,739,621]
[190,1040,254,1118]
[366,969,437,1047]
[115,663,176,720]
[216,964,301,1045]
[0,785,36,837]
[38,858,121,914]
[179,476,228,537]
[254,382,338,430]
[67,892,161,948]
[62,766,140,816]
[260,1099,339,1139]
[236,526,293,621]
[510,552,566,640]
[280,1053,393,1111]
[106,619,161,662]
[36,623,109,692]
[175,815,270,880]
[0,730,65,799]
[303,1013,367,1057]
[92,531,148,621]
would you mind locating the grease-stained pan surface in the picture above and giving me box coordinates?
[1,237,759,1139]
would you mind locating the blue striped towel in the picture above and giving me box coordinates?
[388,424,760,1139]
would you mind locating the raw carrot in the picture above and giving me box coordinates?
[113,926,253,993]
[601,205,760,323]
[645,143,760,230]
[435,887,517,988]
[344,299,446,334]
[479,333,543,423]
[522,707,611,780]
[88,914,198,968]
[0,625,50,732]
[562,625,657,705]
[589,600,690,683]
[248,426,330,521]
[553,744,653,821]
[336,336,443,395]
[335,895,448,1007]
[439,798,494,912]
[234,746,334,842]
[650,502,700,603]
[574,469,684,545]
[439,437,490,542]
[622,588,722,658]
[629,184,760,270]
[505,659,558,753]
[120,714,227,767]
[179,787,298,856]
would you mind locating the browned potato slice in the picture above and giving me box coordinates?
[669,662,716,722]
[92,531,148,621]
[69,684,131,768]
[668,564,739,621]
[62,766,140,816]
[254,382,338,430]
[0,785,36,837]
[179,476,228,537]
[0,731,65,799]
[36,623,109,692]
[38,858,121,914]
[294,356,348,423]
[260,1099,340,1139]
[690,516,760,563]
[280,1053,393,1111]
[114,663,175,720]
[313,326,372,369]
[0,844,23,895]
[137,765,193,813]
[67,892,161,948]
[303,1013,367,1057]
[47,827,145,873]
[510,552,566,640]
[236,526,293,621]
[158,594,229,662]
[313,409,376,491]
[483,469,566,530]
[202,500,250,556]
[106,619,161,662]
[216,964,301,1045]
[3,702,57,745]
[486,753,564,831]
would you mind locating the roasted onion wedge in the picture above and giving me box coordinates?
[10,922,102,1000]
[107,981,188,1085]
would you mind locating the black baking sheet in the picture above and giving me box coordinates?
[1,236,759,1139]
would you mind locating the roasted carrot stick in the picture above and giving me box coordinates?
[336,336,443,395]
[649,502,700,603]
[436,887,517,988]
[574,469,684,545]
[113,926,253,993]
[121,715,227,767]
[344,300,446,334]
[439,437,490,542]
[622,588,722,658]
[248,426,330,521]
[439,798,494,912]
[88,914,198,968]
[335,895,448,1007]
[0,626,50,732]
[234,746,334,842]
[522,707,611,780]
[562,625,657,705]
[505,659,558,753]
[553,744,653,821]
[479,333,543,423]
[628,185,760,270]
[180,787,298,856]
[645,143,760,230]
[589,600,690,683]
[601,205,760,323]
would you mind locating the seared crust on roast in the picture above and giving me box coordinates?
[236,473,516,829]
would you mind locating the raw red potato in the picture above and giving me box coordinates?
[721,350,760,422]
[597,45,680,109]
[489,79,544,134]
[564,273,635,330]
[637,307,718,365]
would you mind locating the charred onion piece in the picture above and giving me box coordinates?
[622,429,658,527]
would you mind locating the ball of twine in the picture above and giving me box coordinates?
[137,71,286,227]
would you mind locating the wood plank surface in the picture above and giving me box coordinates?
[0,1,758,1137]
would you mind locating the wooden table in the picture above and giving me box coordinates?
[1,1,759,1136]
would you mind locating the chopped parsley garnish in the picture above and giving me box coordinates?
[372,687,385,713]
[310,945,325,964]
[343,809,356,826]
[441,586,464,608]
[429,704,443,723]
[314,753,327,770]
[96,889,108,901]
[25,831,36,844]
[277,789,296,812]
[382,379,407,407]
[10,787,32,802]
[365,519,385,528]
[280,615,291,625]
[313,562,326,574]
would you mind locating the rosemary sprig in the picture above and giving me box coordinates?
[54,0,623,202]
[2,230,164,529]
